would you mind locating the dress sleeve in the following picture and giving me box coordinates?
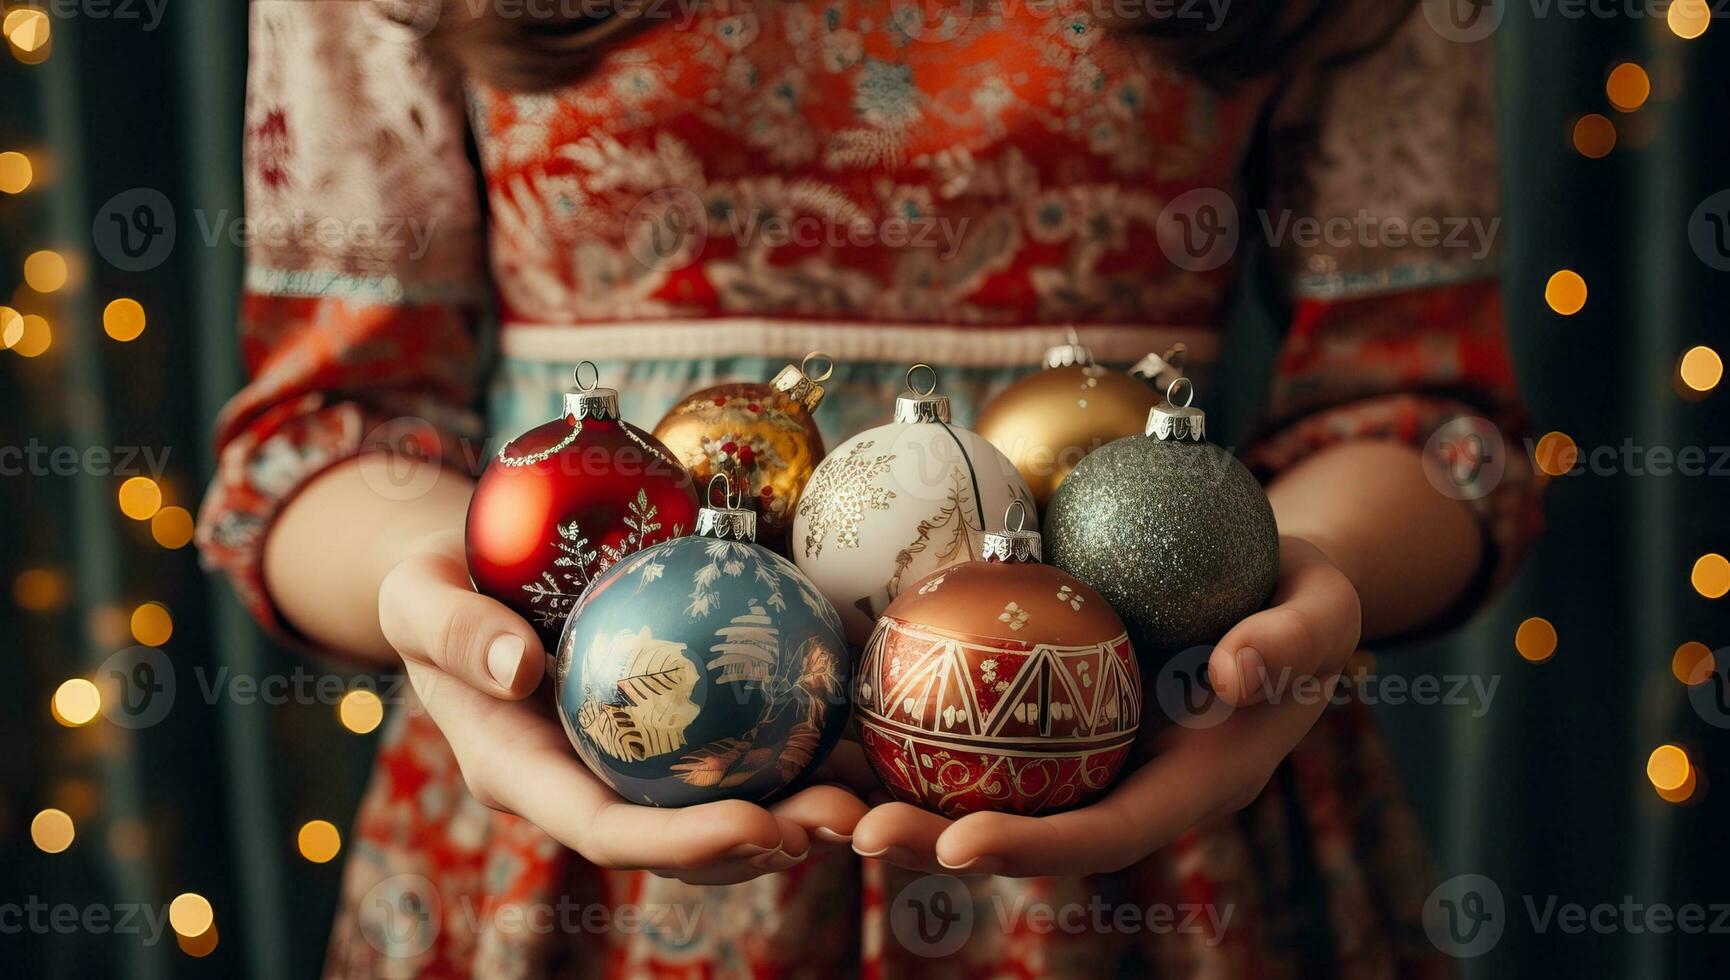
[1243,10,1543,632]
[195,0,489,636]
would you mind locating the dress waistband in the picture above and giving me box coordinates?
[498,318,1214,367]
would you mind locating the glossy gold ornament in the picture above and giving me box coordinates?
[976,336,1188,508]
[653,353,832,555]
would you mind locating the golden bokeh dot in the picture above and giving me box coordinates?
[1545,270,1588,315]
[1571,114,1616,159]
[4,7,50,54]
[152,506,196,549]
[31,808,75,854]
[13,567,69,612]
[1672,642,1717,686]
[1534,431,1578,477]
[22,250,67,293]
[11,313,51,357]
[51,778,101,821]
[1515,617,1558,663]
[103,298,147,341]
[1606,63,1651,112]
[178,924,219,958]
[1691,553,1730,599]
[130,601,174,647]
[169,893,214,939]
[1656,767,1697,804]
[117,476,162,520]
[1668,0,1710,39]
[1679,345,1723,393]
[298,820,343,863]
[338,689,385,735]
[1,304,21,348]
[1646,744,1691,793]
[0,151,31,194]
[52,678,102,727]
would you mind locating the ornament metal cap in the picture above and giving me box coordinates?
[981,500,1043,563]
[695,474,759,542]
[562,361,621,422]
[770,351,835,413]
[1042,326,1095,369]
[1145,377,1206,442]
[1130,343,1189,393]
[894,363,952,424]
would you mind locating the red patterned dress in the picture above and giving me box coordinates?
[198,2,1541,977]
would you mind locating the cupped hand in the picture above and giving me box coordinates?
[378,543,870,886]
[851,536,1360,877]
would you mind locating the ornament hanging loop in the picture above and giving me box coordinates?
[706,472,739,509]
[1166,377,1194,408]
[564,360,621,422]
[697,471,758,542]
[801,351,835,383]
[895,362,952,424]
[907,363,939,397]
[573,360,600,392]
[772,351,834,412]
[1005,498,1031,533]
[982,496,1043,564]
[1145,377,1205,442]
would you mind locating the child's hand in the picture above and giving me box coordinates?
[849,537,1360,877]
[377,548,869,885]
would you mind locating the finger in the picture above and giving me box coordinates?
[936,684,1338,877]
[852,802,952,873]
[1208,540,1359,707]
[380,551,545,699]
[770,783,869,846]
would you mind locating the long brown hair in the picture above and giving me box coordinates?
[408,0,1418,93]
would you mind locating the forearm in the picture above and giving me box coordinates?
[263,455,475,664]
[1267,440,1481,640]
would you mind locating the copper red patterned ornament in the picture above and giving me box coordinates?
[652,353,832,556]
[975,334,1187,509]
[856,502,1142,817]
[466,362,700,648]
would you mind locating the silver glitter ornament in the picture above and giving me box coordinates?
[1043,379,1279,661]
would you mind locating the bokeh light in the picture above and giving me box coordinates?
[178,925,219,958]
[10,313,51,357]
[168,893,214,939]
[151,506,196,549]
[1678,345,1722,393]
[117,477,162,520]
[1605,63,1650,112]
[22,250,67,292]
[1668,0,1710,39]
[13,567,69,612]
[297,820,343,863]
[52,678,102,727]
[1646,744,1692,793]
[1545,270,1588,315]
[31,808,75,853]
[1672,642,1716,686]
[338,689,385,735]
[1691,553,1730,599]
[130,601,173,647]
[103,298,147,341]
[1534,431,1578,477]
[1571,114,1616,159]
[1515,617,1557,663]
[4,7,50,60]
[0,304,20,348]
[0,151,30,194]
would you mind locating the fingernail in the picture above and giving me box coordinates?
[487,635,527,690]
[725,843,775,860]
[939,856,1003,876]
[813,827,853,845]
[853,844,917,866]
[1235,647,1266,698]
[751,847,808,871]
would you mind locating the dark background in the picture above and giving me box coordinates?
[3,2,1728,977]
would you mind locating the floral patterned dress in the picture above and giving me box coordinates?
[197,2,1542,977]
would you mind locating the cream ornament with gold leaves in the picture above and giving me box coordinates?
[555,477,852,807]
[792,365,1036,645]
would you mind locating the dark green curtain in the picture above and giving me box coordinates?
[2,3,1725,978]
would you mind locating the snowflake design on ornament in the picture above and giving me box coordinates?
[998,602,1029,631]
[796,440,896,558]
[1055,584,1085,611]
[520,489,673,630]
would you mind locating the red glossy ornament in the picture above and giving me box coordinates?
[466,363,700,647]
[856,502,1141,817]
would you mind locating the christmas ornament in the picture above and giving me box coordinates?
[1044,379,1280,661]
[466,362,701,648]
[975,334,1189,508]
[651,352,833,556]
[856,501,1141,817]
[555,475,852,807]
[792,364,1035,645]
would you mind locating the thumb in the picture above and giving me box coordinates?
[379,551,546,699]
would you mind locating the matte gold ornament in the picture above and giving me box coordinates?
[1044,379,1280,662]
[857,502,1142,816]
[792,365,1035,645]
[653,353,832,556]
[976,336,1188,508]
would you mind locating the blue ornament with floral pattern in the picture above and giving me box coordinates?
[555,476,853,807]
